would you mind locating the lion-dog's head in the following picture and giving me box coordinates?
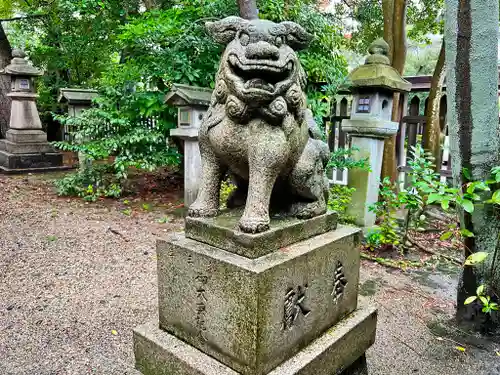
[206,17,312,127]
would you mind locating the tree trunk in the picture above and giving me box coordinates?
[381,0,407,183]
[423,40,446,171]
[238,0,258,19]
[445,0,500,330]
[382,0,395,62]
[0,24,12,139]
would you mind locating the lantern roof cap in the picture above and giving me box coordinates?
[346,39,411,93]
[1,49,43,77]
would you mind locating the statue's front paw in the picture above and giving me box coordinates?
[291,201,326,220]
[187,202,218,218]
[239,215,270,234]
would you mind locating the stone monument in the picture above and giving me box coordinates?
[165,84,213,207]
[342,39,411,227]
[0,49,65,173]
[134,16,377,375]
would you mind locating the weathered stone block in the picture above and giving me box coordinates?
[0,139,54,154]
[6,128,48,143]
[157,225,360,375]
[185,210,338,258]
[134,302,377,375]
[0,149,65,173]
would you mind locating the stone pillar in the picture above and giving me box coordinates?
[341,39,411,227]
[0,49,66,173]
[165,84,212,207]
[344,122,399,227]
[170,128,201,206]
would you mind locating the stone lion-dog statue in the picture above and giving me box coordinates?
[188,16,330,234]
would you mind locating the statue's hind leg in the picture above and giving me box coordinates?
[289,139,329,219]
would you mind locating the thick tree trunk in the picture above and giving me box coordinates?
[445,0,500,329]
[0,24,12,139]
[381,0,407,183]
[238,0,258,19]
[382,0,395,62]
[423,41,446,170]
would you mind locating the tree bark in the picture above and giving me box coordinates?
[423,40,446,170]
[0,24,12,139]
[382,0,395,62]
[238,0,258,19]
[381,0,407,183]
[445,0,500,330]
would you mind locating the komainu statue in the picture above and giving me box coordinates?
[188,16,330,233]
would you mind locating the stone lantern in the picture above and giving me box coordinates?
[58,88,98,141]
[342,39,411,227]
[165,84,212,206]
[0,49,65,172]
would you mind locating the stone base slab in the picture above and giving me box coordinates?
[157,226,361,374]
[6,129,48,143]
[133,303,377,375]
[185,210,338,258]
[0,139,54,154]
[0,149,68,173]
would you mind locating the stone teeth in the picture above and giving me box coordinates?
[229,55,238,66]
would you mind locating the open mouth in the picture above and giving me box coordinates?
[228,55,293,92]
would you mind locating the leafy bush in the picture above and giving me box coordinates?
[328,185,356,224]
[368,177,402,250]
[327,146,370,171]
[219,179,237,209]
[55,164,123,201]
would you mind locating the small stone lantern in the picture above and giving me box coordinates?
[165,84,212,206]
[58,88,98,141]
[342,39,411,227]
[0,49,65,172]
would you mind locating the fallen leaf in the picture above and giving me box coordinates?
[455,346,466,352]
[111,330,118,335]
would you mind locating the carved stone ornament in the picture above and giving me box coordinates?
[187,16,330,234]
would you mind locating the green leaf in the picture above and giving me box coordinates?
[492,190,500,204]
[441,199,450,210]
[459,229,475,238]
[440,231,453,241]
[464,252,489,266]
[476,284,485,296]
[461,199,474,213]
[462,168,472,180]
[479,296,489,306]
[464,296,477,305]
[427,193,441,204]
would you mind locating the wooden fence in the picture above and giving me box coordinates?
[64,116,161,142]
[324,91,452,187]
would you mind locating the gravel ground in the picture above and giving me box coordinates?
[1,172,499,375]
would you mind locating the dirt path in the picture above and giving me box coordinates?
[0,173,498,374]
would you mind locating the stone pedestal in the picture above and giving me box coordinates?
[342,119,399,227]
[133,211,377,375]
[170,127,201,207]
